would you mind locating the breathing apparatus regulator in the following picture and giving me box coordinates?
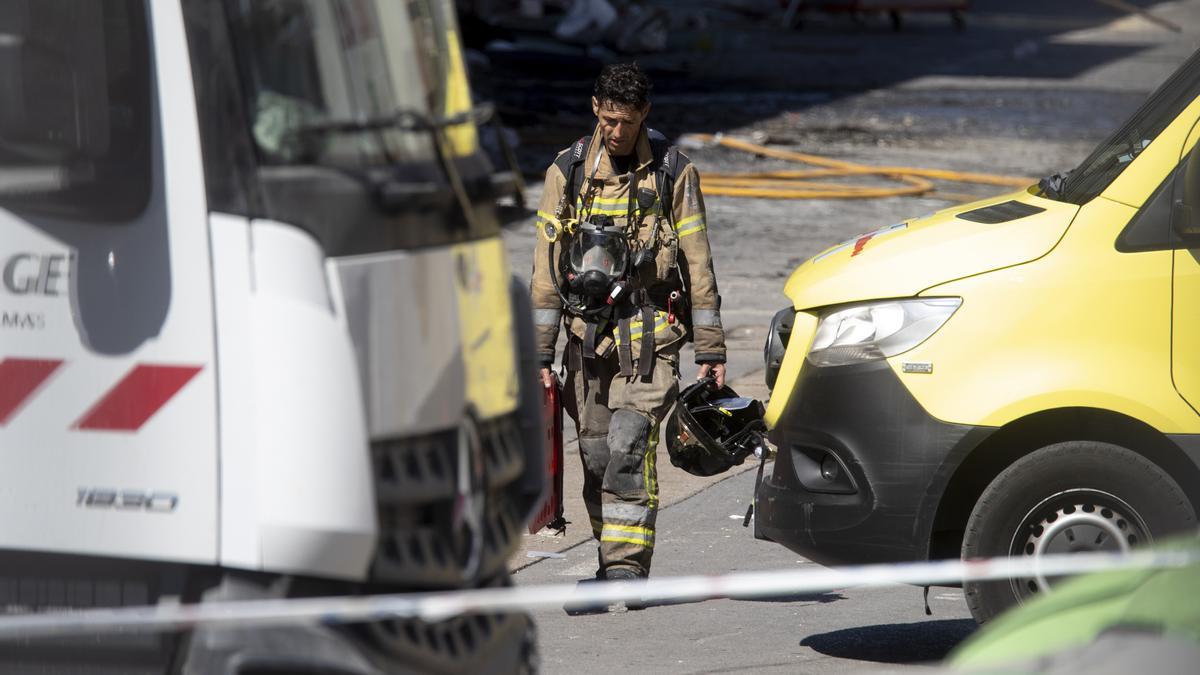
[545,214,620,317]
[548,182,661,317]
[551,198,664,316]
[567,215,629,305]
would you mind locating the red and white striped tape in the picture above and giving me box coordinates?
[0,548,1192,639]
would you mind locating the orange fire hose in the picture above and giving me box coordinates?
[686,133,1035,201]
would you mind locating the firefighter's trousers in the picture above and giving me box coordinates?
[564,339,680,577]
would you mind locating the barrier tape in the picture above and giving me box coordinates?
[0,549,1194,639]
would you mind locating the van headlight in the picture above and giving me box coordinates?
[808,298,961,368]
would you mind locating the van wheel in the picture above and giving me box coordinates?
[962,441,1195,623]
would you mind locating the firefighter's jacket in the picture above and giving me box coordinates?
[531,124,726,367]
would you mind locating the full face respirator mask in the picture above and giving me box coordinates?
[567,216,629,305]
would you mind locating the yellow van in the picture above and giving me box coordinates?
[756,51,1200,623]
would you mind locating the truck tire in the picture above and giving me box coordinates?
[354,570,538,675]
[962,441,1195,623]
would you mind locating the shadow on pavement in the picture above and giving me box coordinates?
[800,619,977,664]
[735,591,846,604]
[619,590,845,611]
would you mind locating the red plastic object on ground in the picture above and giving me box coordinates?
[528,373,566,534]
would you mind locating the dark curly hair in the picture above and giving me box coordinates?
[594,62,651,111]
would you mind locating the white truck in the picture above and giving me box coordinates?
[0,0,544,672]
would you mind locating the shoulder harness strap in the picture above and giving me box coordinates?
[645,128,689,228]
[553,136,590,218]
[646,128,692,298]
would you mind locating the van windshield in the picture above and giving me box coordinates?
[0,0,152,222]
[228,0,455,168]
[1054,50,1200,205]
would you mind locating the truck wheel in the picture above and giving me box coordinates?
[962,441,1195,623]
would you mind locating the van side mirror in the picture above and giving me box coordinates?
[1172,200,1198,240]
[1173,146,1200,245]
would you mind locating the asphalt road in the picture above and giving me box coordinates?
[515,470,976,674]
[500,1,1200,671]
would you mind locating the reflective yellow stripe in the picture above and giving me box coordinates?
[675,213,707,237]
[646,423,659,510]
[614,311,671,345]
[585,206,627,216]
[583,193,667,206]
[633,315,670,338]
[601,527,654,548]
[536,210,556,222]
[576,205,663,218]
[587,194,658,206]
[576,195,662,212]
[602,523,655,536]
[600,527,654,547]
[600,535,655,548]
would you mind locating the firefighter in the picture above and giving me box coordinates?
[531,63,727,590]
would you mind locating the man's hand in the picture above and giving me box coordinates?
[540,367,556,389]
[697,362,726,388]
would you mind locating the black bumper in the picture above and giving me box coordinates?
[756,359,992,566]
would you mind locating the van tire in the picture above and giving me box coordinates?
[962,441,1195,623]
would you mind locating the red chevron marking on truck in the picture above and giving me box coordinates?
[73,364,203,432]
[0,358,64,426]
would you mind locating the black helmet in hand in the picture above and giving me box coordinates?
[666,378,766,477]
